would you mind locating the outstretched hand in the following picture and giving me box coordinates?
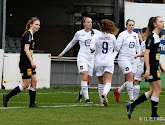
[58,53,63,60]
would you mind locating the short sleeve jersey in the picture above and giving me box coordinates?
[145,32,161,67]
[139,40,145,65]
[117,30,140,63]
[20,31,34,65]
[94,31,118,66]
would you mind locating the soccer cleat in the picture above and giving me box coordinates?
[3,94,9,107]
[29,103,42,108]
[85,99,93,104]
[150,116,165,121]
[114,90,120,102]
[125,100,133,104]
[102,94,108,107]
[76,92,82,103]
[126,103,133,119]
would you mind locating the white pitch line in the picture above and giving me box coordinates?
[0,104,99,110]
[0,91,165,95]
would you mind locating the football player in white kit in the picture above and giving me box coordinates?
[133,27,147,101]
[58,17,99,103]
[114,19,140,102]
[90,19,119,106]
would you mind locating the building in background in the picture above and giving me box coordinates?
[0,0,164,56]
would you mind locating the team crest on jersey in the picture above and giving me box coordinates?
[129,42,135,48]
[125,67,129,71]
[85,39,91,46]
[133,36,136,40]
[80,66,83,70]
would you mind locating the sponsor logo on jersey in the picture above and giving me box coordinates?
[157,70,160,78]
[27,68,32,76]
[156,53,160,60]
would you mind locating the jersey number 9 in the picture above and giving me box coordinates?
[102,42,108,54]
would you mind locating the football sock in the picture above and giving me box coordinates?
[151,96,159,117]
[29,87,36,105]
[133,85,140,101]
[118,81,127,94]
[81,81,89,100]
[132,92,150,109]
[98,84,105,103]
[7,85,23,100]
[103,83,111,95]
[126,81,133,100]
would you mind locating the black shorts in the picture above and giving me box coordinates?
[145,65,160,83]
[19,62,36,79]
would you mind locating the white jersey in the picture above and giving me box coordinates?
[62,29,99,68]
[91,31,119,67]
[139,40,145,66]
[117,30,140,63]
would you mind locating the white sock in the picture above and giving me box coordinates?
[79,90,83,95]
[98,84,105,103]
[126,81,133,100]
[29,87,36,91]
[151,96,159,102]
[145,92,150,99]
[103,83,111,95]
[133,85,140,101]
[19,85,24,91]
[118,82,127,94]
[81,81,89,100]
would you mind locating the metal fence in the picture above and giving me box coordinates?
[50,56,124,88]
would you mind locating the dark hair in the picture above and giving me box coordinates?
[142,27,147,33]
[25,17,40,32]
[99,19,119,35]
[126,19,135,25]
[146,17,154,37]
[146,16,162,38]
[83,17,94,36]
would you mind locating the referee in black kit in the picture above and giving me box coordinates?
[3,17,42,108]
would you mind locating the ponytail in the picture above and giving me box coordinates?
[146,16,162,38]
[24,17,40,34]
[146,17,154,37]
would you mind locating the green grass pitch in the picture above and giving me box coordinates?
[0,87,165,125]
